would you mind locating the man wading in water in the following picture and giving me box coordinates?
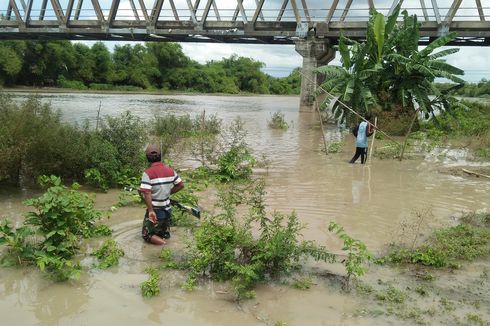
[349,112,374,164]
[139,144,184,245]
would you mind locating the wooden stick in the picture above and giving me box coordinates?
[95,100,102,132]
[462,169,490,179]
[368,117,377,163]
[315,100,329,155]
[399,109,419,161]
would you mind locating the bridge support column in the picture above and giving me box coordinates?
[295,38,335,111]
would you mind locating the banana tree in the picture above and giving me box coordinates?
[316,3,465,131]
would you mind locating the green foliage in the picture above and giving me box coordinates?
[91,239,124,269]
[140,266,161,297]
[0,40,300,94]
[317,6,464,126]
[419,99,490,157]
[292,276,314,290]
[159,248,180,269]
[152,112,222,159]
[384,212,490,268]
[182,179,336,300]
[35,254,81,281]
[268,111,289,130]
[57,76,88,90]
[0,219,35,265]
[328,222,372,287]
[435,78,490,98]
[374,143,402,159]
[0,95,147,188]
[0,94,86,184]
[215,118,256,182]
[327,141,344,153]
[0,175,110,280]
[375,285,407,304]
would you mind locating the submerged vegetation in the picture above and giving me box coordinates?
[383,212,490,268]
[91,239,125,269]
[0,176,111,280]
[268,111,289,130]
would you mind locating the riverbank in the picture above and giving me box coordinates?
[1,86,299,97]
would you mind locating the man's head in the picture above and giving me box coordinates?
[145,144,161,163]
[364,112,372,121]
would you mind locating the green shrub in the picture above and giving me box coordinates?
[91,239,124,269]
[0,95,147,189]
[420,100,490,155]
[141,266,160,297]
[268,111,289,130]
[327,141,343,153]
[0,94,87,184]
[57,76,88,90]
[328,222,372,287]
[0,175,110,280]
[182,179,336,299]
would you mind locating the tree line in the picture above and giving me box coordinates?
[0,40,300,95]
[434,79,490,99]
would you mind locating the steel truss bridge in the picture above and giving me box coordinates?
[1,0,490,46]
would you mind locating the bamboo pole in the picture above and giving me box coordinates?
[462,169,490,179]
[368,117,377,163]
[399,109,419,161]
[95,100,102,132]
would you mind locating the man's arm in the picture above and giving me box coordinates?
[171,182,184,194]
[143,192,157,223]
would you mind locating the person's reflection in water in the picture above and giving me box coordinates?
[351,167,365,204]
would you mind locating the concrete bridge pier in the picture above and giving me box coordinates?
[295,38,335,111]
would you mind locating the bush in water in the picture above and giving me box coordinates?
[181,179,337,300]
[0,175,111,280]
[0,94,147,189]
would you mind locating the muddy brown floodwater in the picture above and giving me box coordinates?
[1,92,489,325]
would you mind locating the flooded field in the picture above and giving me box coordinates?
[1,92,489,325]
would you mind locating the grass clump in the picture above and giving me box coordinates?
[327,141,343,153]
[91,239,124,269]
[375,285,407,304]
[140,266,160,297]
[385,212,490,268]
[291,276,314,290]
[268,111,289,130]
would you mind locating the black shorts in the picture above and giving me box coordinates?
[141,208,172,242]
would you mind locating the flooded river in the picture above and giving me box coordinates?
[0,92,489,325]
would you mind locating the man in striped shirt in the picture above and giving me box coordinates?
[139,144,184,245]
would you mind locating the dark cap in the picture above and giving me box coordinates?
[145,144,161,156]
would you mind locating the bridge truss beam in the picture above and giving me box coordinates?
[0,0,489,46]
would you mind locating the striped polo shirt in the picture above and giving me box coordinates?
[139,162,183,209]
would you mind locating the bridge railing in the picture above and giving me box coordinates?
[1,1,489,44]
